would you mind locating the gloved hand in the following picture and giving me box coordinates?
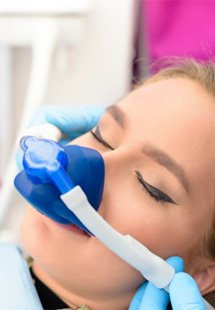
[45,105,105,142]
[16,105,105,168]
[129,256,205,310]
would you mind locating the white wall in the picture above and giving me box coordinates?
[13,0,135,132]
[0,0,136,237]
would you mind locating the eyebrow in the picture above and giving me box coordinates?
[106,105,125,127]
[106,104,189,193]
[142,144,190,193]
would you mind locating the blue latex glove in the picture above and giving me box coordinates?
[17,105,105,168]
[129,256,205,310]
[45,105,105,142]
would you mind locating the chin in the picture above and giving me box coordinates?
[19,205,91,269]
[19,207,51,257]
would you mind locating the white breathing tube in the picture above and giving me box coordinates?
[19,123,214,309]
[61,185,175,289]
[62,185,214,310]
[19,124,175,288]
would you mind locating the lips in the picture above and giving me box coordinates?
[43,213,91,237]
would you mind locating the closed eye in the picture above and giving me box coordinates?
[91,127,176,205]
[90,126,114,150]
[135,171,176,205]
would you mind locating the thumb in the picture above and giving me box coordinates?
[138,256,184,310]
[170,272,206,310]
[128,282,148,310]
[46,105,105,136]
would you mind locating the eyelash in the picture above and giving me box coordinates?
[135,171,175,204]
[90,126,114,150]
[90,127,175,205]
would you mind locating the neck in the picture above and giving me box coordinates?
[32,262,133,309]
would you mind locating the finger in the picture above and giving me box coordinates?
[139,282,169,310]
[137,257,184,310]
[166,256,184,273]
[59,132,85,145]
[170,272,205,310]
[46,106,105,135]
[128,282,148,310]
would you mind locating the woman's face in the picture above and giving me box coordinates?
[20,78,215,309]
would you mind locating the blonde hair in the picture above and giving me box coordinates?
[141,59,215,305]
[145,58,215,96]
[143,59,215,261]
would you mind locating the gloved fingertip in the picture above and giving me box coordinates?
[46,111,69,132]
[140,282,169,310]
[128,282,148,310]
[166,256,184,273]
[45,106,104,134]
[87,105,105,116]
[170,272,205,309]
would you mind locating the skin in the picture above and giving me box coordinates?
[20,78,215,309]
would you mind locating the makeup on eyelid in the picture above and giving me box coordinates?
[135,171,176,204]
[90,126,176,205]
[90,127,114,150]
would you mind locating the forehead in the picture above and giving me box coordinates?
[121,78,213,119]
[116,78,215,190]
[119,78,214,138]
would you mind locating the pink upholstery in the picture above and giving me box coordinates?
[143,1,215,64]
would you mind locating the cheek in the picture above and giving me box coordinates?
[101,177,200,262]
[69,133,200,267]
[97,159,176,259]
[20,207,47,255]
[20,207,144,296]
[19,207,70,266]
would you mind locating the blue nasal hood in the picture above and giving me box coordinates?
[14,136,105,234]
[14,138,178,292]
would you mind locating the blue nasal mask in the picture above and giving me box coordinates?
[14,134,175,291]
[14,137,104,235]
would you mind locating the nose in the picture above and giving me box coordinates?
[97,147,130,214]
[14,137,105,233]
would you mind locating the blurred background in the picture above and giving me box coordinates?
[0,0,135,180]
[0,0,214,240]
[0,0,136,239]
